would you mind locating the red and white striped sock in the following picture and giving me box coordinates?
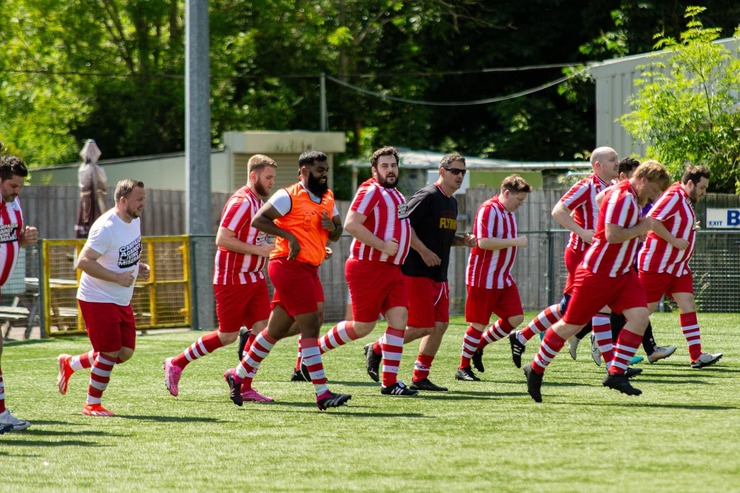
[680,312,702,361]
[172,331,225,369]
[319,321,357,354]
[301,338,329,396]
[243,331,257,355]
[520,304,562,342]
[70,349,97,371]
[86,354,116,405]
[381,327,404,387]
[592,313,614,364]
[236,329,277,390]
[459,325,483,369]
[0,367,5,414]
[294,336,303,371]
[412,353,434,382]
[609,329,642,374]
[531,329,566,375]
[478,319,515,351]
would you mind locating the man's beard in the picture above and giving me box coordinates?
[307,172,328,197]
[126,206,141,219]
[254,181,270,197]
[377,173,398,188]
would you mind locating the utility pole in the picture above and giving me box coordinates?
[185,0,213,330]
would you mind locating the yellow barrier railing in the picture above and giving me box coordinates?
[38,236,191,337]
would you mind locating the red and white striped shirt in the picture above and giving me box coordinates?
[0,198,24,287]
[638,182,695,276]
[213,186,268,285]
[466,195,518,289]
[348,178,411,265]
[560,174,608,252]
[583,180,642,277]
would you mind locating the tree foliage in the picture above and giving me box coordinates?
[1,0,739,191]
[621,7,740,192]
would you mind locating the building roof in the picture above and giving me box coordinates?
[345,147,590,171]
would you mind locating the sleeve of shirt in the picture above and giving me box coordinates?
[476,204,495,239]
[220,196,250,231]
[406,189,430,228]
[351,185,378,215]
[606,191,636,227]
[86,223,112,255]
[647,190,678,222]
[268,189,292,216]
[560,180,588,211]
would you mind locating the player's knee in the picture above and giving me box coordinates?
[508,314,524,329]
[218,330,239,345]
[117,348,135,363]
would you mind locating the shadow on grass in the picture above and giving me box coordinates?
[117,414,225,423]
[0,438,107,447]
[3,338,57,348]
[236,401,430,418]
[569,400,739,411]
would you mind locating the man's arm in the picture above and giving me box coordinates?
[477,235,527,250]
[646,217,689,250]
[344,209,398,256]
[216,226,274,257]
[76,245,135,287]
[605,220,651,244]
[409,228,440,267]
[252,202,301,260]
[552,201,594,245]
[321,211,343,243]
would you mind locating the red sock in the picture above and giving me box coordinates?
[520,304,561,341]
[531,329,566,374]
[610,329,642,374]
[478,319,515,351]
[412,353,435,382]
[459,325,483,369]
[319,321,357,354]
[381,327,405,387]
[172,331,225,368]
[86,354,116,405]
[244,332,257,355]
[294,336,303,371]
[680,312,702,361]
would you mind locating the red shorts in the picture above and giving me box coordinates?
[268,258,324,318]
[406,276,449,328]
[638,270,694,304]
[465,283,523,325]
[563,266,646,326]
[346,258,408,323]
[563,247,586,295]
[214,279,271,332]
[78,300,137,353]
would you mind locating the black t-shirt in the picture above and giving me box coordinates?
[401,183,458,282]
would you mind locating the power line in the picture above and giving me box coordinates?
[325,66,591,106]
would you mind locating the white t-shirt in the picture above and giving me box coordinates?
[269,186,340,216]
[77,209,142,305]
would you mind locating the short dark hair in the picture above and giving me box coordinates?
[501,174,532,194]
[440,154,465,168]
[0,155,29,181]
[298,150,328,167]
[370,146,399,168]
[115,179,145,202]
[618,157,641,176]
[682,165,710,185]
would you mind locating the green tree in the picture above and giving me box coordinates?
[621,7,740,192]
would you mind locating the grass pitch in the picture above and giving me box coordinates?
[2,312,738,492]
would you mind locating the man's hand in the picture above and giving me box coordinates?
[581,230,594,245]
[515,236,529,248]
[21,225,39,245]
[671,238,690,250]
[258,243,275,257]
[287,236,301,260]
[116,270,136,287]
[463,233,476,248]
[381,238,400,256]
[138,263,151,281]
[321,211,336,232]
[420,249,441,267]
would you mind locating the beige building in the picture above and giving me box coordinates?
[30,130,346,193]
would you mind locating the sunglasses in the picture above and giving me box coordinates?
[443,167,466,176]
